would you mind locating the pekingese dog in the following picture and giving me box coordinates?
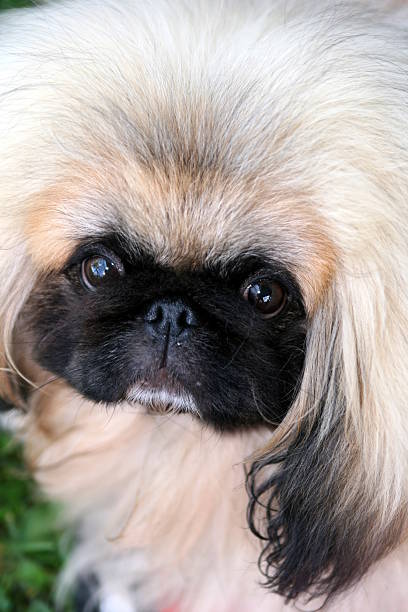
[2,1,408,610]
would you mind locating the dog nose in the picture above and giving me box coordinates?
[144,299,199,339]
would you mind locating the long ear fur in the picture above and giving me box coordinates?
[247,265,408,603]
[0,225,36,407]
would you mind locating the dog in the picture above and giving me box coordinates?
[1,1,408,610]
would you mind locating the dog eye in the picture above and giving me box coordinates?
[243,280,287,317]
[81,255,124,291]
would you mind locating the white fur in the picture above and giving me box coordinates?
[126,385,199,415]
[2,1,408,611]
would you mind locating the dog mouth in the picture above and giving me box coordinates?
[126,368,199,415]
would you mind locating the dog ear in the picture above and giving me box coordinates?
[0,239,35,409]
[247,272,408,604]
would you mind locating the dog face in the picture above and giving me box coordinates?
[2,0,408,606]
[26,232,306,430]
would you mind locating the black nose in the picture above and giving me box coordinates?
[144,299,199,339]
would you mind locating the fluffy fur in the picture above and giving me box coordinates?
[2,1,408,610]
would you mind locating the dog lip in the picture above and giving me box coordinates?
[126,369,199,415]
[140,368,182,390]
[138,368,184,394]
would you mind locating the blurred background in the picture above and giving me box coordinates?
[0,0,32,9]
[0,5,73,611]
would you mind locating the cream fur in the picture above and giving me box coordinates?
[1,1,408,610]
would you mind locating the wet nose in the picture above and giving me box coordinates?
[144,299,200,339]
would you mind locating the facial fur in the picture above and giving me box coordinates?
[23,235,306,431]
[2,1,408,610]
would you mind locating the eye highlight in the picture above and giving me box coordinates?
[243,280,287,318]
[81,255,124,291]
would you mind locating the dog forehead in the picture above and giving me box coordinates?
[116,164,270,267]
[25,158,336,314]
[116,163,320,270]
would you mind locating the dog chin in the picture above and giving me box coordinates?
[126,380,199,416]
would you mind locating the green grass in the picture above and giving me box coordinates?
[0,0,32,10]
[0,430,73,612]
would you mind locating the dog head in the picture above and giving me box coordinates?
[1,1,408,604]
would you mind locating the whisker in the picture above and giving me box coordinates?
[31,375,63,396]
[249,380,281,426]
[222,335,250,370]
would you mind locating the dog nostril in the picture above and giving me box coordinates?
[178,308,199,328]
[144,299,200,338]
[145,303,164,324]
